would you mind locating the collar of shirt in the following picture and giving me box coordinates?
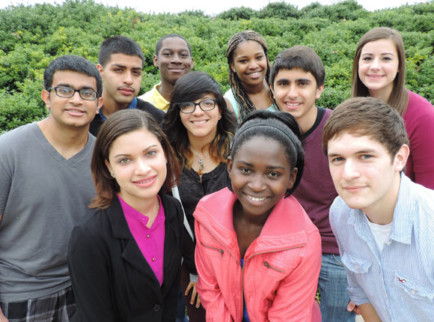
[99,97,138,121]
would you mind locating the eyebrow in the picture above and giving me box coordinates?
[328,149,378,157]
[110,63,142,70]
[55,83,95,90]
[361,52,395,56]
[113,144,158,158]
[236,160,286,170]
[236,51,264,58]
[276,78,312,83]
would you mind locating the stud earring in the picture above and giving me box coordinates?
[111,173,115,178]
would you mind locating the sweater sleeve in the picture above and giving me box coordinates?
[404,92,434,189]
[267,226,322,322]
[195,220,234,322]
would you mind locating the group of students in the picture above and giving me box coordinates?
[0,26,433,322]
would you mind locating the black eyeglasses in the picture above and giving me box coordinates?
[48,86,98,101]
[179,99,217,114]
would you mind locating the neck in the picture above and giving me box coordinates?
[243,79,269,95]
[298,106,318,134]
[37,118,89,159]
[363,174,401,225]
[122,194,160,228]
[368,86,393,103]
[101,93,129,117]
[234,200,270,227]
[188,133,215,154]
[158,80,175,102]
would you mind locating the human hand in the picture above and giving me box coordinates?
[0,308,9,322]
[185,281,201,308]
[347,300,360,314]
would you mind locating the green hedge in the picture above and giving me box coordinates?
[0,0,433,132]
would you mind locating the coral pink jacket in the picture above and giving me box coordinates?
[194,188,322,322]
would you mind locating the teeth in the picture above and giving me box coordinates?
[247,195,266,202]
[193,120,207,124]
[137,178,152,184]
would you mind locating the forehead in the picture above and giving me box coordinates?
[274,68,316,81]
[327,131,387,155]
[51,70,97,89]
[234,135,291,166]
[105,53,143,67]
[234,40,264,57]
[159,37,189,52]
[110,128,161,152]
[361,38,397,54]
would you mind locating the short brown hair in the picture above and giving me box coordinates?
[322,97,409,159]
[270,46,325,88]
[90,109,180,209]
[351,27,408,115]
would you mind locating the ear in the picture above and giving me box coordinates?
[393,144,409,172]
[190,57,194,70]
[315,84,325,100]
[227,156,233,176]
[96,97,104,114]
[153,55,159,68]
[230,62,235,73]
[41,89,51,109]
[287,167,298,190]
[105,159,113,176]
[97,64,104,75]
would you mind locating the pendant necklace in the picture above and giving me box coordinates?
[191,148,205,176]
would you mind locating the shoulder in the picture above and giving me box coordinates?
[405,91,434,118]
[160,193,183,219]
[136,99,165,122]
[406,178,434,214]
[223,88,234,99]
[0,123,37,146]
[329,196,351,228]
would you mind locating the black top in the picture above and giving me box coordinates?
[178,163,230,232]
[68,194,194,322]
[89,99,165,136]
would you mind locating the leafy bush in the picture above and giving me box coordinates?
[0,0,433,132]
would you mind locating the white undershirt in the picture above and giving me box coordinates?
[366,219,393,253]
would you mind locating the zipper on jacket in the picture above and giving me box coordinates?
[241,244,305,318]
[263,261,285,273]
[200,241,224,257]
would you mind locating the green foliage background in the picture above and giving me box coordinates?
[0,0,433,132]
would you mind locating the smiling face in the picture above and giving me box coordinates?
[97,53,143,109]
[155,37,194,85]
[271,68,324,133]
[358,39,399,100]
[230,40,268,88]
[327,131,407,219]
[179,93,221,143]
[41,70,102,129]
[105,128,167,208]
[228,136,297,219]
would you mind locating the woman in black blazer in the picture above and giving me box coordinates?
[68,109,194,321]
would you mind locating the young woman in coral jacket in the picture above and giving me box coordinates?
[194,110,322,322]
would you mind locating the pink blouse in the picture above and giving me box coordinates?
[118,195,165,286]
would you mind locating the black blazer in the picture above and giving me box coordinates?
[68,194,194,322]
